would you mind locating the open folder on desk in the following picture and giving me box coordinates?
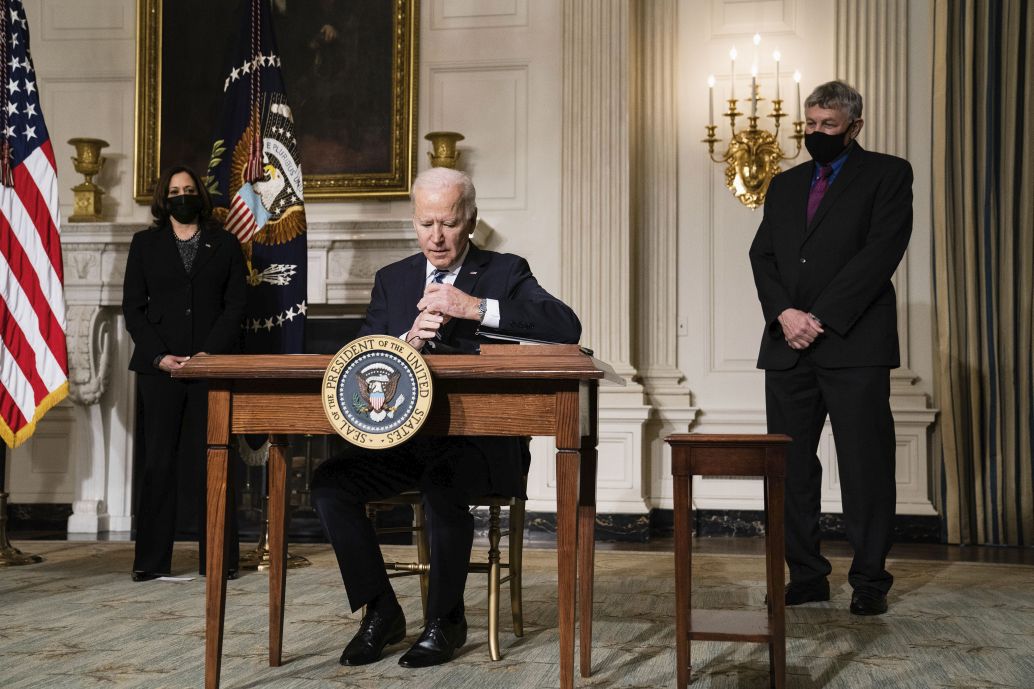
[475,328,594,355]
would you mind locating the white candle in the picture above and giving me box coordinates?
[793,70,802,120]
[751,64,758,117]
[772,50,781,101]
[729,47,737,100]
[707,75,716,125]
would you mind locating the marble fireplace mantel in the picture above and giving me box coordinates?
[62,219,419,312]
[49,219,419,534]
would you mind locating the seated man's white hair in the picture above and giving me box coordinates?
[411,167,477,221]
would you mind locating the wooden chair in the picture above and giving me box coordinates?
[366,485,527,661]
[664,434,791,689]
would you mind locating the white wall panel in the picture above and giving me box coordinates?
[710,0,798,36]
[431,0,528,30]
[709,202,767,371]
[41,80,133,221]
[428,64,528,209]
[417,0,562,292]
[679,0,835,409]
[25,0,135,81]
[8,405,75,502]
[39,0,132,40]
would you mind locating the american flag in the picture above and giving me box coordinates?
[0,0,68,448]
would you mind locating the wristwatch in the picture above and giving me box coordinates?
[477,297,488,322]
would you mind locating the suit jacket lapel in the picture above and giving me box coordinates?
[785,165,812,237]
[802,144,868,243]
[189,227,219,277]
[159,224,190,279]
[404,253,426,324]
[439,244,489,342]
[451,244,488,295]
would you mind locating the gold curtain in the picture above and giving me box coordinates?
[932,0,1034,545]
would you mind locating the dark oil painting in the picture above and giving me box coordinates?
[141,0,415,201]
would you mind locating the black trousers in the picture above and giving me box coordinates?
[311,437,492,619]
[765,357,896,594]
[133,374,239,574]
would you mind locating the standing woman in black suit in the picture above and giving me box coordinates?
[122,165,247,581]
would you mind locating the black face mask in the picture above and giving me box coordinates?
[167,194,203,224]
[804,124,855,165]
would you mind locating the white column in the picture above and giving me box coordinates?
[834,0,937,516]
[633,0,690,402]
[552,0,650,514]
[103,321,136,533]
[65,304,115,533]
[836,0,913,387]
[631,0,698,511]
[561,0,635,381]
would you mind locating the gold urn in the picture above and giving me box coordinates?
[424,131,465,168]
[68,137,109,222]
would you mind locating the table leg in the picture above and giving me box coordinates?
[556,449,580,689]
[268,435,289,666]
[766,468,786,689]
[673,460,692,689]
[204,388,232,689]
[577,446,597,678]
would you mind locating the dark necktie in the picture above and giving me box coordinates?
[806,164,834,225]
[429,269,449,343]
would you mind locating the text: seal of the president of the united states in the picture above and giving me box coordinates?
[321,335,433,449]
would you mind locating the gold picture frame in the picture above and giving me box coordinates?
[134,0,418,202]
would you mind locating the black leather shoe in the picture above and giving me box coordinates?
[850,589,888,616]
[339,607,407,666]
[784,578,831,606]
[398,616,467,668]
[131,571,166,582]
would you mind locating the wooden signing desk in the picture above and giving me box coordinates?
[174,345,621,689]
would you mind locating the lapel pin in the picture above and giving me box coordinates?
[205,243,212,248]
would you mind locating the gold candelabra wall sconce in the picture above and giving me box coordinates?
[703,36,805,210]
[68,137,109,222]
[425,131,464,168]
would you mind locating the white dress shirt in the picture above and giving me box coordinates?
[399,244,500,341]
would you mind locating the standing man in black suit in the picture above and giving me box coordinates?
[749,80,912,616]
[312,167,581,667]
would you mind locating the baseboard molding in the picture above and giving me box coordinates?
[9,502,942,545]
[5,503,73,533]
[647,509,942,544]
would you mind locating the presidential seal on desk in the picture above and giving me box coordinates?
[322,335,434,449]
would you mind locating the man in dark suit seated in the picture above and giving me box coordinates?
[311,167,581,668]
[749,80,912,617]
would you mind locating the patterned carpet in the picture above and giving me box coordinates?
[1,540,1033,688]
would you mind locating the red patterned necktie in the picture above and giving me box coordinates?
[806,164,834,225]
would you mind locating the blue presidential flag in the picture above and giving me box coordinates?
[205,0,306,355]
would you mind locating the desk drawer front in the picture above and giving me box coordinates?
[229,382,562,437]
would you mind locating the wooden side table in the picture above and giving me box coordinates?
[665,434,791,689]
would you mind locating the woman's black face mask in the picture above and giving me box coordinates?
[167,193,203,224]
